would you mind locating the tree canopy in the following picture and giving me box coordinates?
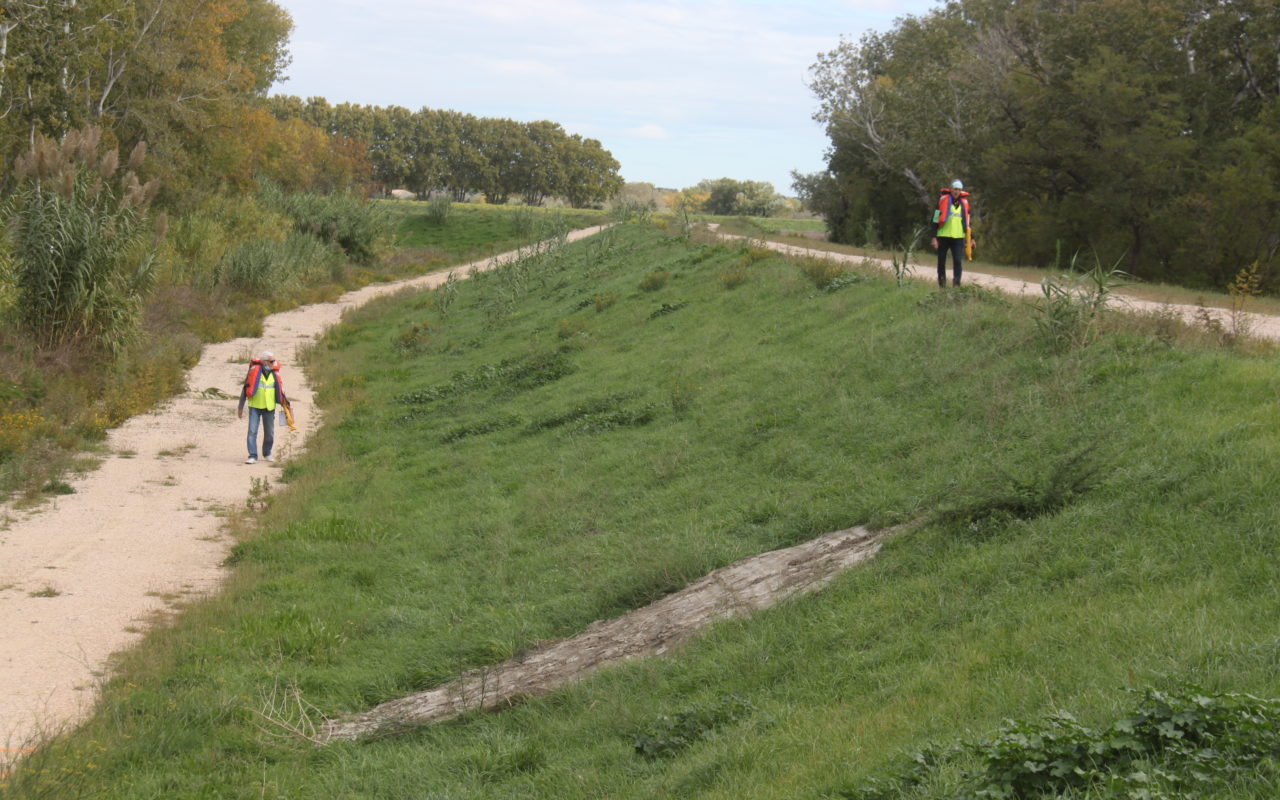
[803,0,1280,287]
[268,97,624,207]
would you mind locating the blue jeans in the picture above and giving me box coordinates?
[246,407,275,458]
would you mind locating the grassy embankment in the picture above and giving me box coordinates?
[0,201,602,508]
[6,222,1280,798]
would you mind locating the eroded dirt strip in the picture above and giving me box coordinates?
[0,226,609,753]
[725,233,1280,342]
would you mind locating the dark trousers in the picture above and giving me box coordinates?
[937,236,964,286]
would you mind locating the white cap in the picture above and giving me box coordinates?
[259,350,275,361]
[951,180,964,190]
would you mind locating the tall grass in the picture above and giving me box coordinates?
[8,127,163,355]
[8,225,1280,799]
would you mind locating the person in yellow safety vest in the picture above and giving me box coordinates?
[930,179,975,287]
[236,350,287,465]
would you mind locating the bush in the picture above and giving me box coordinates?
[425,195,452,225]
[797,256,849,289]
[260,179,393,265]
[639,271,670,291]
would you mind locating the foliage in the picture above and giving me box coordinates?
[1032,253,1131,350]
[633,696,758,759]
[259,180,393,265]
[843,688,1280,800]
[798,255,851,289]
[268,98,624,207]
[424,195,452,225]
[807,0,1280,288]
[639,271,670,292]
[8,128,162,354]
[694,178,787,217]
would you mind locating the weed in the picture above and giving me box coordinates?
[719,266,750,289]
[647,302,687,320]
[639,271,670,292]
[632,695,757,759]
[393,321,432,354]
[1032,251,1131,350]
[668,379,700,417]
[433,272,461,321]
[440,413,525,443]
[890,224,926,287]
[592,293,617,312]
[246,476,272,513]
[818,271,868,294]
[424,196,452,225]
[28,585,60,598]
[1226,261,1263,343]
[937,445,1107,534]
[397,351,575,407]
[557,317,590,340]
[525,393,638,432]
[797,256,849,289]
[42,480,75,495]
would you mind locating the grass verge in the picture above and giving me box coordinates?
[6,222,1280,799]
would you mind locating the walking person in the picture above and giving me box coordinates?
[237,350,288,464]
[931,179,974,287]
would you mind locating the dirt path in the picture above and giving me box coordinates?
[724,231,1280,342]
[0,226,609,755]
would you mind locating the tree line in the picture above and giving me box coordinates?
[267,97,624,207]
[798,0,1280,289]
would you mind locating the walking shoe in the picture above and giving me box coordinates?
[264,454,274,463]
[245,456,257,464]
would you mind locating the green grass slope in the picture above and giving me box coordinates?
[8,224,1280,799]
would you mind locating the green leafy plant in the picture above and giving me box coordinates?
[891,225,925,287]
[1032,252,1131,350]
[632,695,757,759]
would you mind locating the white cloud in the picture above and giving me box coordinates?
[628,124,674,140]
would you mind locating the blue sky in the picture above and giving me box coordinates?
[270,0,941,195]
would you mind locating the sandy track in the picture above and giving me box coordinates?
[0,226,609,753]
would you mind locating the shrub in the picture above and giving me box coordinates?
[424,195,452,225]
[260,179,393,265]
[639,271,670,291]
[719,266,750,289]
[557,317,590,339]
[593,293,617,312]
[9,127,163,354]
[797,256,848,289]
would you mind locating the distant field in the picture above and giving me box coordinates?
[11,222,1280,799]
[383,200,607,253]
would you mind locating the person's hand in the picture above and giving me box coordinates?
[237,407,243,420]
[930,237,938,250]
